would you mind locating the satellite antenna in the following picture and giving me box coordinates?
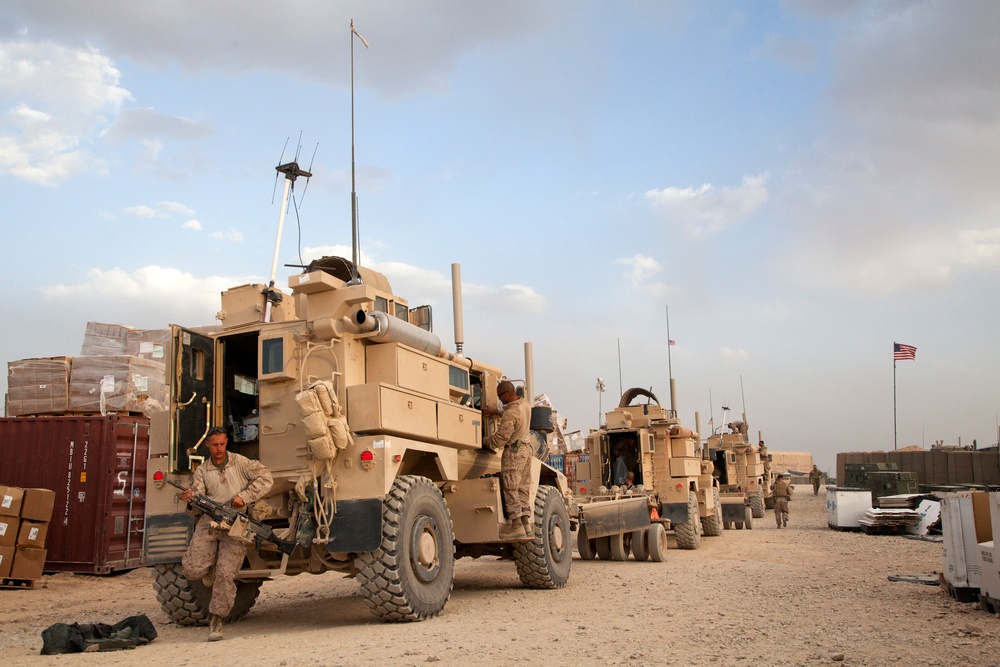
[265,134,312,322]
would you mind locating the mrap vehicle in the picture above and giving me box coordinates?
[143,257,572,624]
[576,388,723,553]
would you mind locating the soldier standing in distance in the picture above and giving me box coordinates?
[809,465,824,496]
[179,426,273,641]
[772,472,792,528]
[482,380,534,541]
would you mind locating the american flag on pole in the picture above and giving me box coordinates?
[668,339,676,346]
[893,342,916,361]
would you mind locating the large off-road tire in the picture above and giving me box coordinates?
[673,491,702,550]
[608,532,628,561]
[745,506,754,530]
[577,526,597,560]
[764,496,775,510]
[355,475,455,622]
[702,488,723,537]
[596,536,613,560]
[152,562,262,626]
[628,529,648,561]
[750,490,765,519]
[647,523,668,562]
[515,486,571,588]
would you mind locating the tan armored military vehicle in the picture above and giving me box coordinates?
[576,388,722,552]
[706,419,764,528]
[144,257,572,625]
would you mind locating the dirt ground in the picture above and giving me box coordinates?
[1,491,997,666]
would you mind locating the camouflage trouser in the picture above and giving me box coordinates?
[813,481,821,495]
[501,441,532,521]
[182,515,246,617]
[774,497,789,527]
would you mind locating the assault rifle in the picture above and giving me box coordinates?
[165,479,297,555]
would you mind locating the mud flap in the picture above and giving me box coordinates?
[326,498,383,553]
[659,502,690,525]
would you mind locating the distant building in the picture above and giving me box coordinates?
[769,451,814,475]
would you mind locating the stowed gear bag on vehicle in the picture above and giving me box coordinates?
[40,614,157,654]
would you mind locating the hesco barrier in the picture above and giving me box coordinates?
[0,415,149,574]
[837,450,1000,489]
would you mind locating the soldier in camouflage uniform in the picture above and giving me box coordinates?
[482,380,533,542]
[809,465,823,495]
[772,472,792,528]
[180,427,272,641]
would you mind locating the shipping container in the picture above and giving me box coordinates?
[0,415,148,574]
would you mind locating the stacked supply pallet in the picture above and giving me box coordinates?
[0,484,55,588]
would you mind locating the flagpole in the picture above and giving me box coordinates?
[893,344,898,451]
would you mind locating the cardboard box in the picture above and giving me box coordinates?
[69,355,167,413]
[5,357,72,415]
[16,520,49,548]
[0,516,17,547]
[0,545,14,578]
[0,485,24,517]
[10,546,46,580]
[20,488,55,522]
[80,321,132,356]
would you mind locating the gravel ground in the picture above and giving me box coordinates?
[0,490,996,666]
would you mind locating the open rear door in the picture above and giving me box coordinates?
[169,325,215,473]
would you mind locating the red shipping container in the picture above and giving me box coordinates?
[0,415,148,574]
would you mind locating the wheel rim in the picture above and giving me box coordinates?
[410,515,441,583]
[550,517,565,553]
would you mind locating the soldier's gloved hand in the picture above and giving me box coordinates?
[481,444,496,454]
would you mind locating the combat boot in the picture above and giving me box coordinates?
[520,515,535,539]
[207,614,224,642]
[499,521,528,542]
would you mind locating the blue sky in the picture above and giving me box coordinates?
[2,1,998,471]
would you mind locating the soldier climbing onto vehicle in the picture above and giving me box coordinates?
[482,380,534,542]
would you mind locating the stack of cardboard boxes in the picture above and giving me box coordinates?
[0,484,55,584]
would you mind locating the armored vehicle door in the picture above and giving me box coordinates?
[169,325,215,473]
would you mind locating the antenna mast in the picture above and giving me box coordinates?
[350,19,369,273]
[265,159,311,322]
[666,305,677,417]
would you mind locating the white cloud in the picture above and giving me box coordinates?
[614,254,674,300]
[0,37,132,185]
[101,107,212,142]
[209,229,244,243]
[182,219,202,231]
[645,174,769,236]
[777,3,1000,295]
[124,205,160,218]
[299,245,547,316]
[158,201,195,216]
[3,2,551,98]
[957,228,1000,266]
[38,265,254,327]
[720,347,749,361]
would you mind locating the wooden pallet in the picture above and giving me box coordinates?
[0,577,36,590]
[979,594,1000,615]
[939,575,978,603]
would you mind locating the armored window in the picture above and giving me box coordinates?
[375,296,388,313]
[394,302,408,321]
